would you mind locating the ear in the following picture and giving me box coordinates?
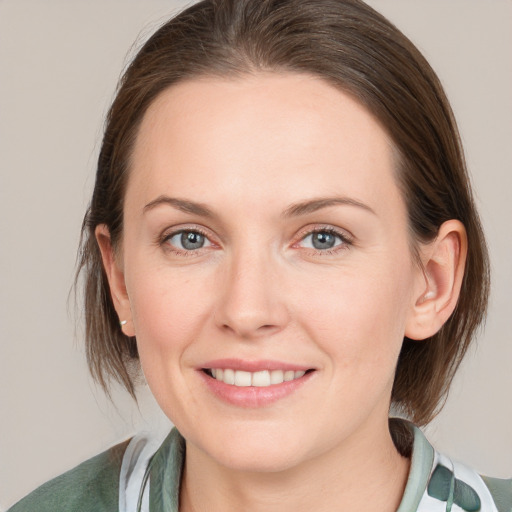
[405,220,467,340]
[95,224,135,337]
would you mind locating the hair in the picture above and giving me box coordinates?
[76,0,490,426]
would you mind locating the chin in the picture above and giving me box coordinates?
[214,444,306,474]
[188,422,314,474]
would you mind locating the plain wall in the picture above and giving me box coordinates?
[1,1,511,509]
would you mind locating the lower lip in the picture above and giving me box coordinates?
[199,370,314,408]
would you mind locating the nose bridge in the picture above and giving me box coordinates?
[215,240,288,337]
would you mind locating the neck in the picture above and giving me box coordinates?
[179,418,410,512]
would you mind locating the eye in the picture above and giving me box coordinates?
[165,230,212,251]
[298,229,349,251]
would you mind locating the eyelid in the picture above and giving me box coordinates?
[292,225,354,252]
[295,224,354,242]
[159,224,218,253]
[168,230,213,248]
[157,223,353,255]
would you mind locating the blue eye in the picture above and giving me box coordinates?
[300,230,346,251]
[167,230,212,251]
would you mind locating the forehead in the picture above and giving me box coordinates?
[127,72,402,218]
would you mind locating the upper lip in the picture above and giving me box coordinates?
[200,358,313,372]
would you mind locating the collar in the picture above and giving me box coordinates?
[135,420,497,512]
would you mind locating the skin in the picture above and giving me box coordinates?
[97,73,466,512]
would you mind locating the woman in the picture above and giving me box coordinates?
[7,0,510,511]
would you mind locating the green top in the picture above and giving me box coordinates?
[7,423,512,512]
[7,439,130,512]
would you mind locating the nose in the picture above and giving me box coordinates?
[214,248,289,339]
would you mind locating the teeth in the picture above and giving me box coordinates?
[252,370,271,387]
[284,370,295,381]
[270,370,284,384]
[234,370,252,387]
[223,368,235,385]
[208,368,307,387]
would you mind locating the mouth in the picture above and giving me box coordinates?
[203,368,314,387]
[199,361,316,407]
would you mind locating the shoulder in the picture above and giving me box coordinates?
[426,454,512,512]
[480,475,512,512]
[396,420,512,512]
[7,438,131,512]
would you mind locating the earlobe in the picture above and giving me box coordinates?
[95,225,135,337]
[405,220,467,341]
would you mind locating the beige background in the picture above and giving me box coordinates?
[1,1,511,509]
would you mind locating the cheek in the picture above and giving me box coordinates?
[125,264,215,420]
[297,257,414,371]
[127,262,212,364]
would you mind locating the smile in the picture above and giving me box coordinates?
[205,369,307,387]
[200,362,315,407]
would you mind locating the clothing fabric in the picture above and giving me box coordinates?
[8,421,512,512]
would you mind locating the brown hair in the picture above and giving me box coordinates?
[76,0,490,426]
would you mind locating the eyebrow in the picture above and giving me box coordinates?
[143,195,376,218]
[282,197,376,217]
[143,196,215,217]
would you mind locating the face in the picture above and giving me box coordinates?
[112,73,425,472]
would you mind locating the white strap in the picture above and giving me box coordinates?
[119,430,170,512]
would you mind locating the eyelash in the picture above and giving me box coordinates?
[294,226,353,256]
[160,226,213,256]
[159,225,353,256]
